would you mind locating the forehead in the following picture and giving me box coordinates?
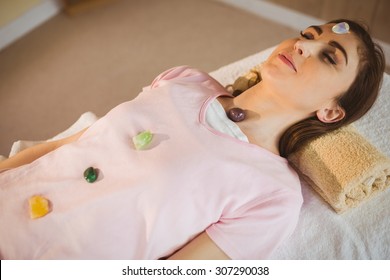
[308,23,359,46]
[308,23,360,67]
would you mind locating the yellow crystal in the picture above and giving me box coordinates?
[29,195,51,219]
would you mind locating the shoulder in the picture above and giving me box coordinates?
[148,66,226,92]
[244,153,302,195]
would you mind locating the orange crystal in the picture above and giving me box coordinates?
[29,195,51,219]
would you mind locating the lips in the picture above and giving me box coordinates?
[278,53,297,72]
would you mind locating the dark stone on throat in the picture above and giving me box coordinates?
[227,107,246,122]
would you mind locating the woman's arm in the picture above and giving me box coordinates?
[0,128,87,171]
[168,232,230,260]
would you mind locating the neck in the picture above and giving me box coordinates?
[219,82,308,155]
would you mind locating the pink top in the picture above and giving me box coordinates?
[0,66,302,260]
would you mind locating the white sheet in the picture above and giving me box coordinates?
[210,47,390,259]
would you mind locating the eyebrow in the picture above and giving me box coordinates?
[309,25,348,65]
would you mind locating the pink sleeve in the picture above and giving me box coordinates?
[206,191,302,260]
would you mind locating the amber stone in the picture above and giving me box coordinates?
[29,195,51,219]
[84,167,98,183]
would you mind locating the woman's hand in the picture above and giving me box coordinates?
[0,128,87,171]
[167,231,230,260]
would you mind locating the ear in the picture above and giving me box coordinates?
[316,105,346,123]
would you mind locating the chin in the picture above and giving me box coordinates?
[261,62,293,86]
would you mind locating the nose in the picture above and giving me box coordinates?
[294,40,306,57]
[294,40,321,58]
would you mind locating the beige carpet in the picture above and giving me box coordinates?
[0,0,297,156]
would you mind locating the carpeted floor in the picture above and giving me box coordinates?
[0,0,298,156]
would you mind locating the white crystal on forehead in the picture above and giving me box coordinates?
[332,22,350,34]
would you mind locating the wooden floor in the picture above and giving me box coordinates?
[0,0,298,156]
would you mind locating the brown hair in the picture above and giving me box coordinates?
[229,19,385,158]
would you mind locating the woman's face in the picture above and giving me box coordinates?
[261,23,360,121]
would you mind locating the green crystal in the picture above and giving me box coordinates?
[84,167,98,183]
[133,130,153,150]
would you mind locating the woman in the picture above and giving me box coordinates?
[0,19,385,259]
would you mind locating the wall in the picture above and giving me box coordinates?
[265,0,390,44]
[0,0,63,50]
[0,0,44,28]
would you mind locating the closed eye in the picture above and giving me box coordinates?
[300,30,338,65]
[323,52,337,65]
[300,31,314,40]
